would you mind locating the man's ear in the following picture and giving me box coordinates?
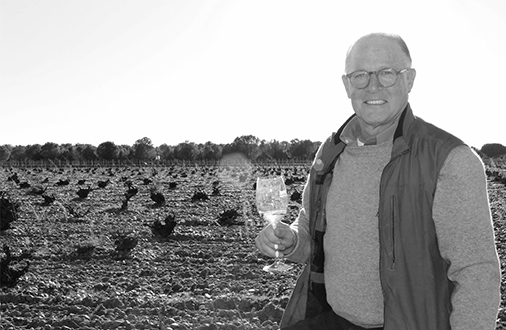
[407,68,416,93]
[342,74,352,98]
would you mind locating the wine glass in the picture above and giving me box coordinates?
[256,176,292,272]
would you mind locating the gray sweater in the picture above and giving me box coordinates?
[288,143,501,329]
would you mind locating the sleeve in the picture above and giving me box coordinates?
[284,141,328,263]
[433,145,501,330]
[284,177,311,263]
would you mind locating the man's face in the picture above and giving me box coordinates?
[342,36,416,132]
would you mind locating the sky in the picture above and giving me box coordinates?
[1,0,505,149]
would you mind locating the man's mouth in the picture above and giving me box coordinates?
[365,100,387,105]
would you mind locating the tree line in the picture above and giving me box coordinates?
[0,135,321,163]
[1,136,504,164]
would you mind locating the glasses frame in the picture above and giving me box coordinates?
[345,67,411,89]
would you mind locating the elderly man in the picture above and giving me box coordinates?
[255,32,501,330]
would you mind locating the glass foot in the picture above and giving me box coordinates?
[262,260,292,273]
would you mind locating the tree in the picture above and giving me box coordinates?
[225,135,260,159]
[289,139,319,159]
[81,144,98,161]
[481,143,506,158]
[133,137,155,161]
[25,144,42,161]
[97,141,119,160]
[174,141,197,161]
[40,142,61,160]
[73,144,87,161]
[0,145,12,162]
[58,143,77,161]
[9,145,26,161]
[258,140,290,160]
[117,145,133,160]
[157,144,174,161]
[200,141,222,160]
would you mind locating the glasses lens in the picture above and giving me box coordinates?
[378,69,397,87]
[350,71,369,89]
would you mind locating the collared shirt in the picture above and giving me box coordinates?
[340,116,399,146]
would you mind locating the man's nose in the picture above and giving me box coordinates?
[366,73,383,92]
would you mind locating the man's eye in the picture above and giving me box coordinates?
[379,70,395,77]
[353,72,368,80]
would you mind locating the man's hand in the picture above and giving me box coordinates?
[255,222,297,258]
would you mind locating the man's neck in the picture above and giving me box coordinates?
[360,124,390,141]
[360,114,401,140]
[358,118,400,145]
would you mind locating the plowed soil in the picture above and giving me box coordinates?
[0,164,504,330]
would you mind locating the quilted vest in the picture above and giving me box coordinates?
[280,104,464,330]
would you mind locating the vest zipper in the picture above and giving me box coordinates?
[391,195,396,269]
[380,146,409,271]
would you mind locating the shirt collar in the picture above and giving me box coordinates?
[340,116,399,146]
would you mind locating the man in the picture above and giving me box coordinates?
[255,32,501,330]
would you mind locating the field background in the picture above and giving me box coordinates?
[0,162,505,330]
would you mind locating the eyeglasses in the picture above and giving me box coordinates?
[345,68,411,89]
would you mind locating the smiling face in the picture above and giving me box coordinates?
[342,34,416,137]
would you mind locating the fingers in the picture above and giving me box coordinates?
[255,229,281,258]
[255,224,294,258]
[263,245,283,258]
[274,226,296,249]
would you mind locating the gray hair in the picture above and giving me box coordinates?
[345,33,412,71]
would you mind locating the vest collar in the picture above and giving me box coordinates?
[333,114,355,145]
[391,104,413,158]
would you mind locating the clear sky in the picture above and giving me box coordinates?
[1,0,505,149]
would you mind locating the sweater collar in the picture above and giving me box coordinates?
[339,117,399,146]
[337,103,411,146]
[334,103,414,145]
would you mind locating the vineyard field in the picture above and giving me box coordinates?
[0,163,505,330]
